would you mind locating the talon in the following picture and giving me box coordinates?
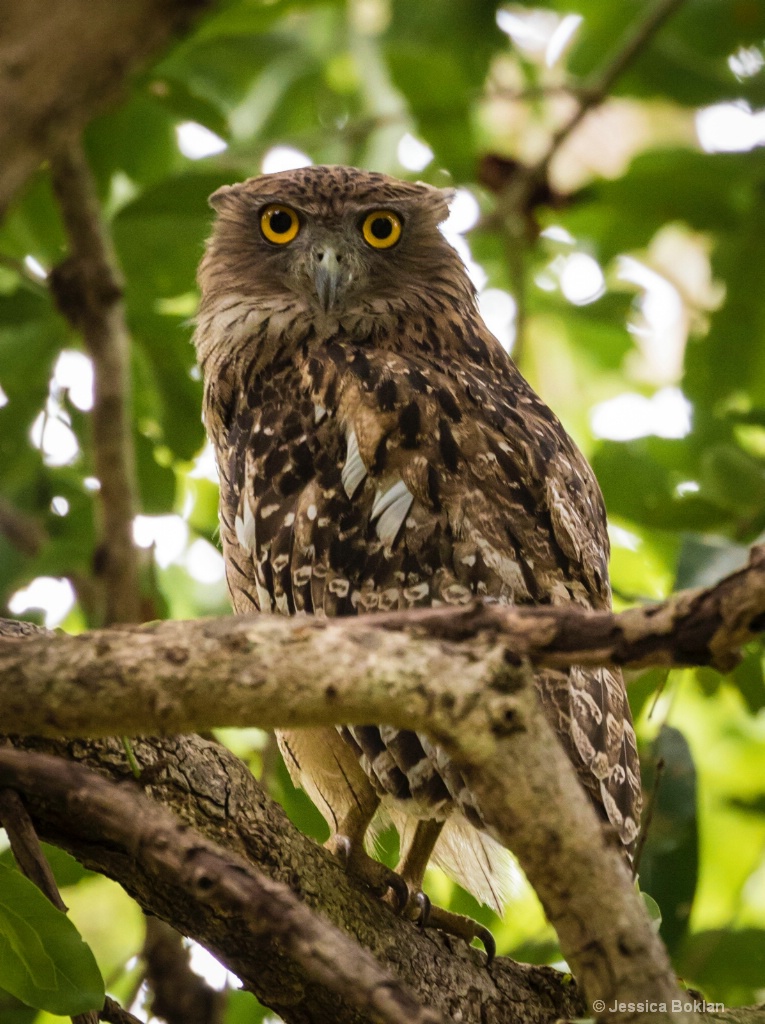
[387,871,410,913]
[329,834,352,867]
[415,891,431,931]
[477,925,495,966]
[328,832,409,905]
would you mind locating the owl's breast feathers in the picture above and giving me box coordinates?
[203,309,641,851]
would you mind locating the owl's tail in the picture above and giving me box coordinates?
[431,815,518,916]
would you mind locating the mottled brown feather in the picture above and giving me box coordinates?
[194,166,642,909]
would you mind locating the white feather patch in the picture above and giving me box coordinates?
[370,479,414,546]
[314,403,327,424]
[255,580,273,612]
[341,429,367,499]
[234,501,256,552]
[433,817,519,915]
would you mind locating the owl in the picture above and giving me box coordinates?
[194,165,641,951]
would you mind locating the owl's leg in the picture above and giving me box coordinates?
[277,728,408,905]
[327,801,409,910]
[396,819,496,964]
[395,818,443,900]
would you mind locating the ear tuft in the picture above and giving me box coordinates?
[414,183,456,224]
[208,184,241,210]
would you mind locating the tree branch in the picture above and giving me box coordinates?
[0,787,66,911]
[49,139,141,626]
[142,917,225,1024]
[0,749,442,1024]
[0,496,47,557]
[0,0,215,216]
[2,734,586,1024]
[481,0,688,362]
[1,545,762,737]
[100,997,144,1024]
[543,0,688,166]
[2,549,763,1019]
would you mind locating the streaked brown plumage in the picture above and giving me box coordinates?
[194,165,641,926]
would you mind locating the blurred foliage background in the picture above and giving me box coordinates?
[2,0,765,1019]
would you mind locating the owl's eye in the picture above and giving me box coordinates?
[260,204,300,244]
[361,211,402,249]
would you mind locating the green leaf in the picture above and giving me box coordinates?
[85,92,182,196]
[561,149,765,263]
[727,792,765,816]
[150,76,230,142]
[730,645,765,715]
[225,988,272,1024]
[641,890,663,931]
[593,438,729,533]
[0,986,38,1024]
[131,310,204,463]
[505,936,563,966]
[678,928,765,1001]
[628,667,670,721]
[674,534,752,590]
[0,172,67,265]
[562,0,765,106]
[113,172,223,301]
[383,0,502,178]
[134,431,177,515]
[638,726,698,954]
[700,444,765,532]
[0,863,104,1015]
[686,185,765,410]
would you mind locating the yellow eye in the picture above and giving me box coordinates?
[260,204,300,244]
[361,210,402,249]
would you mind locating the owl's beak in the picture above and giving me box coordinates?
[312,247,345,312]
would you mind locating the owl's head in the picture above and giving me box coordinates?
[198,166,472,323]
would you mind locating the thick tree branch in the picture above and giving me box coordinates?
[49,139,141,626]
[0,749,441,1024]
[0,0,215,216]
[3,734,585,1024]
[1,545,762,738]
[2,557,761,1023]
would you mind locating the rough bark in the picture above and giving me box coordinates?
[2,535,764,1023]
[0,622,729,1022]
[1,734,585,1024]
[0,748,442,1024]
[0,0,215,216]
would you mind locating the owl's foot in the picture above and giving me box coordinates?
[396,889,495,964]
[327,833,409,910]
[394,820,495,963]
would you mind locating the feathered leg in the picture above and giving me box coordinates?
[396,818,496,962]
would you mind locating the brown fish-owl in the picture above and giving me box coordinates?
[194,165,641,949]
